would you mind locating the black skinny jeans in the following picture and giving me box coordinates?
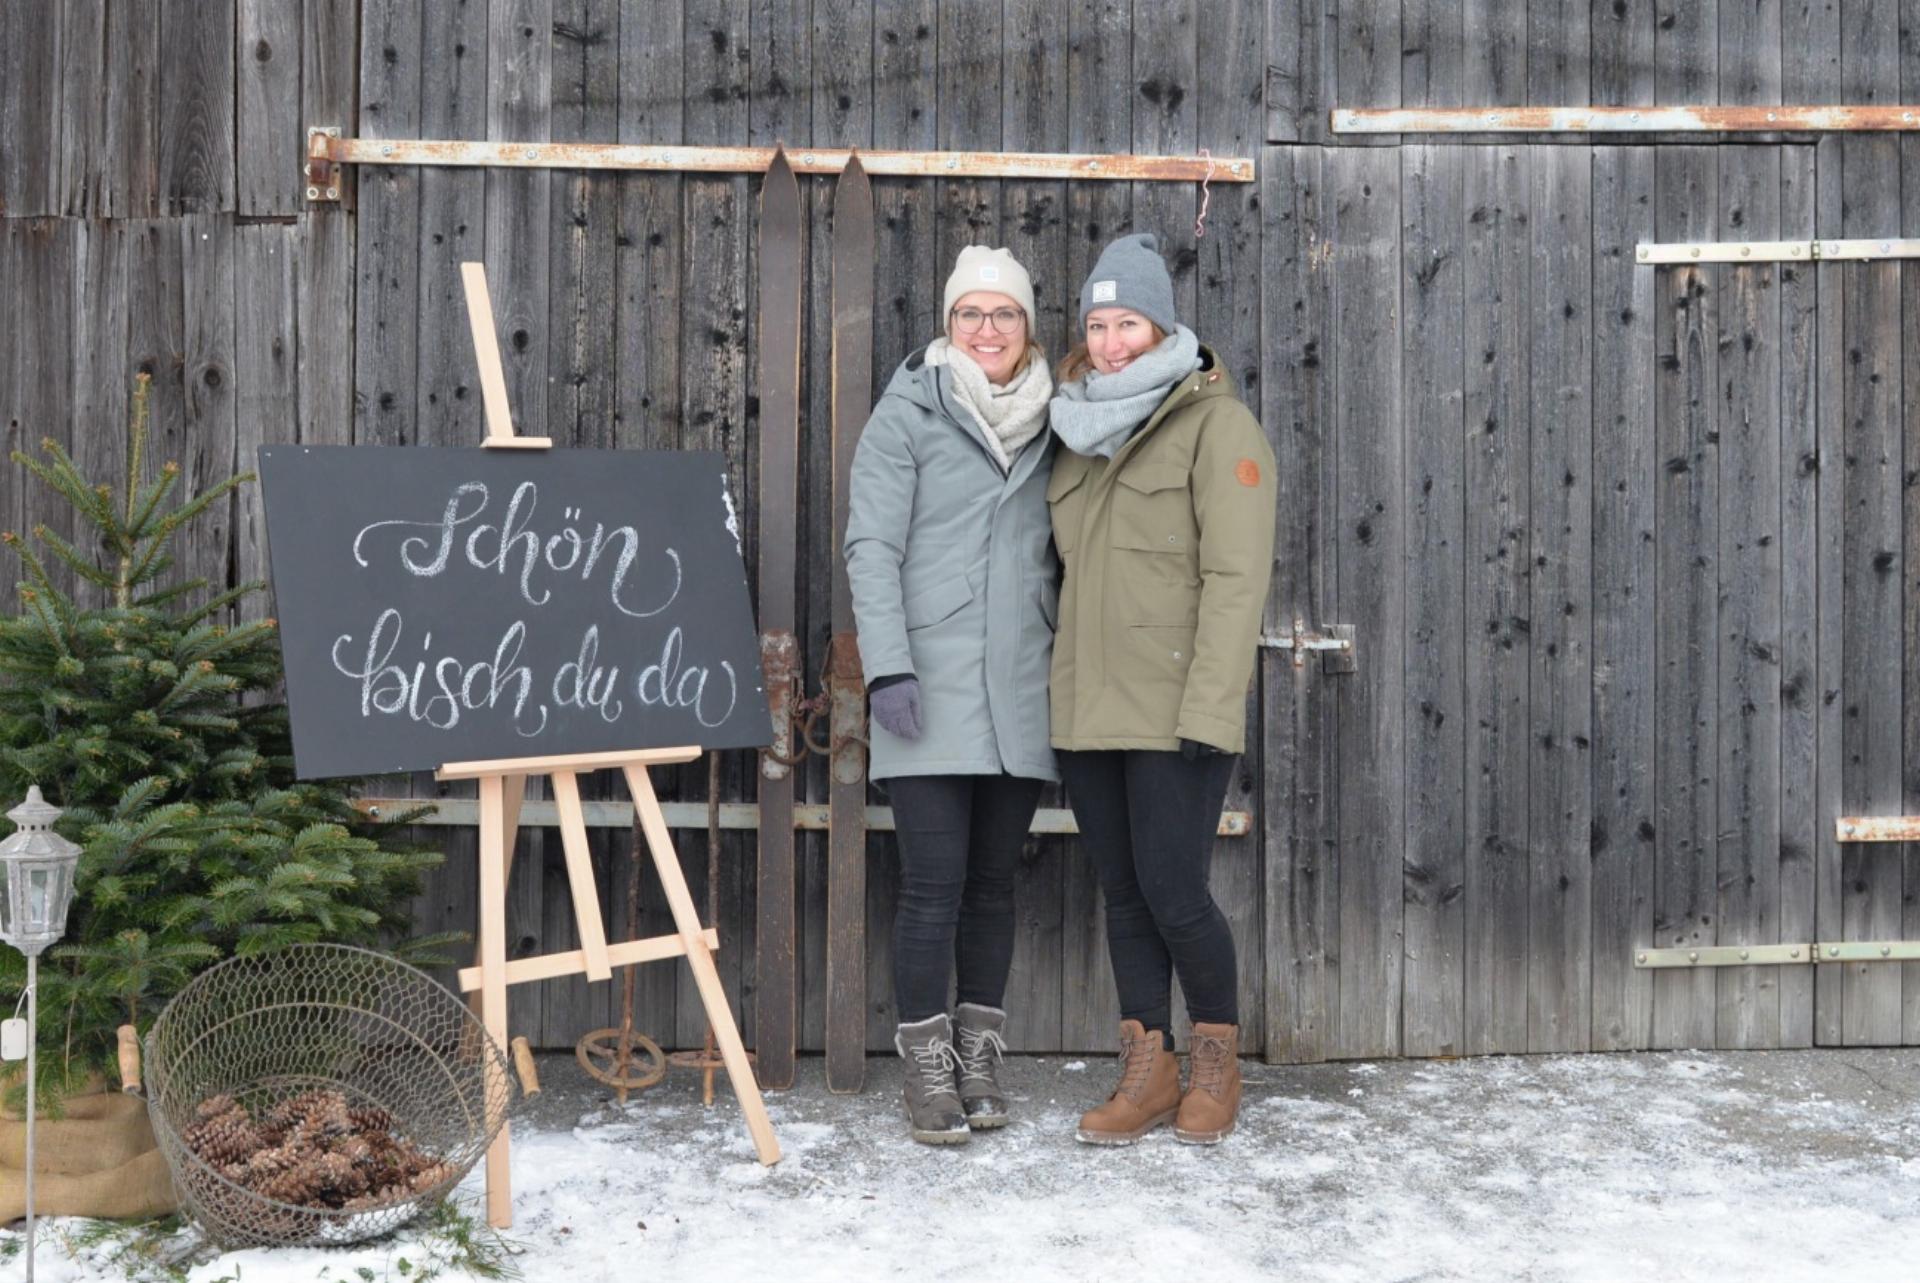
[1058,749,1239,1033]
[887,773,1046,1023]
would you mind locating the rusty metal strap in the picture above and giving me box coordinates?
[304,132,1250,195]
[1335,105,1920,134]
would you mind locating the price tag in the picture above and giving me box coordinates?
[0,1017,26,1061]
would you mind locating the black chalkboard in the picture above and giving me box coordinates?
[258,446,769,779]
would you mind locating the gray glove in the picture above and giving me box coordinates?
[868,676,924,741]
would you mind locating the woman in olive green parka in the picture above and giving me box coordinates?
[1047,233,1275,1150]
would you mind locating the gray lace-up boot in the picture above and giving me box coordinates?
[953,1003,1011,1128]
[895,1013,970,1145]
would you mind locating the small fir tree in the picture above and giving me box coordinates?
[0,375,453,1106]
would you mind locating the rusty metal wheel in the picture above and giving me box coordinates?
[575,1028,668,1092]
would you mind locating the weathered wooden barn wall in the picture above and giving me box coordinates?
[2,1,1916,1061]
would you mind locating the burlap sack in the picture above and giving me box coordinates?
[0,1091,178,1220]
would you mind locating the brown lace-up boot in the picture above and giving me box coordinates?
[1173,1021,1242,1144]
[1075,1019,1181,1146]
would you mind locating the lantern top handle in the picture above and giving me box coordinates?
[7,785,61,829]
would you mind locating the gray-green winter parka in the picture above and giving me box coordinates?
[844,349,1060,782]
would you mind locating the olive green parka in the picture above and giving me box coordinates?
[1045,347,1276,754]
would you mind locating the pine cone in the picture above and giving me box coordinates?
[348,1104,394,1135]
[313,1150,367,1200]
[194,1093,239,1122]
[409,1161,457,1194]
[332,1134,373,1165]
[244,1143,301,1188]
[260,1159,323,1207]
[301,1090,352,1138]
[191,1109,264,1166]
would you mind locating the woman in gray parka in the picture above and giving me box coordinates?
[845,245,1058,1145]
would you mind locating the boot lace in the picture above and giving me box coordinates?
[956,1025,1007,1085]
[908,1037,961,1083]
[1189,1031,1233,1098]
[1114,1032,1160,1101]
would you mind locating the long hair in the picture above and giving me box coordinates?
[1054,320,1169,384]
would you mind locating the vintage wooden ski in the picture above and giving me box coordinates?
[826,154,874,1092]
[754,145,802,1090]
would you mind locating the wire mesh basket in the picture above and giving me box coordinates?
[145,943,514,1248]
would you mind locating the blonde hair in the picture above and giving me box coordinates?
[1055,320,1169,384]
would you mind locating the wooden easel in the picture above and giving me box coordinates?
[450,262,779,1230]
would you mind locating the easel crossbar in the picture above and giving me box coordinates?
[456,927,721,992]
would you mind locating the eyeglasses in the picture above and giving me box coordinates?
[950,306,1027,335]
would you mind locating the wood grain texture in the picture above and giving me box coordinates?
[1461,144,1530,1056]
[1588,144,1658,1051]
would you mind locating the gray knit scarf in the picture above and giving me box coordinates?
[1049,324,1202,459]
[924,338,1054,472]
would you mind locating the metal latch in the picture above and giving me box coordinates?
[305,126,340,201]
[1260,619,1356,672]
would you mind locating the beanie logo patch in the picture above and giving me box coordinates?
[978,264,1000,282]
[1090,280,1118,303]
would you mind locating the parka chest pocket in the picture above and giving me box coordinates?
[1110,462,1195,556]
[1046,463,1092,557]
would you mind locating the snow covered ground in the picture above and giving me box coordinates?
[12,1047,1920,1282]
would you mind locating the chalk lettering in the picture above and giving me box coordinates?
[634,628,738,727]
[553,625,624,724]
[331,610,549,736]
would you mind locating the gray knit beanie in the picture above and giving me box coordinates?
[1077,232,1178,334]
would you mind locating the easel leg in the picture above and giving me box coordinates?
[624,765,782,1166]
[552,770,614,982]
[478,775,514,1227]
[467,776,526,1023]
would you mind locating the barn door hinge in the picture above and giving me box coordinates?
[1634,941,1920,968]
[1260,619,1356,672]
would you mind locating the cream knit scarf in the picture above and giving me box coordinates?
[924,338,1053,472]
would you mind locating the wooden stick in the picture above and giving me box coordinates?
[624,763,781,1166]
[459,262,551,450]
[477,774,513,1228]
[510,1037,542,1095]
[551,771,614,982]
[116,1025,142,1094]
[325,137,1251,182]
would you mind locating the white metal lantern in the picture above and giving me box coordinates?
[2,784,82,1283]
[0,786,82,956]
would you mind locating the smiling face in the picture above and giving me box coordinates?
[1083,306,1163,375]
[947,290,1030,384]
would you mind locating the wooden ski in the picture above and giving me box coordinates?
[826,154,874,1092]
[754,146,802,1090]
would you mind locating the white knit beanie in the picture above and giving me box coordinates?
[943,245,1036,329]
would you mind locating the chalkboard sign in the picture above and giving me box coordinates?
[259,446,769,779]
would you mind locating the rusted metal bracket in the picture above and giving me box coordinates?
[759,629,800,779]
[1261,619,1356,672]
[1637,238,1920,265]
[1334,104,1920,134]
[300,131,1250,183]
[1836,816,1920,842]
[825,632,867,786]
[304,126,340,201]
